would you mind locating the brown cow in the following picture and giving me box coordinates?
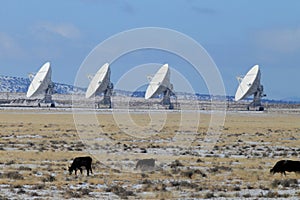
[135,158,155,171]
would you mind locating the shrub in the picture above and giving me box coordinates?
[271,179,298,188]
[6,160,15,165]
[42,175,56,182]
[233,185,241,191]
[64,189,82,198]
[0,171,24,180]
[243,193,251,198]
[170,181,198,189]
[209,166,232,173]
[33,184,46,190]
[30,192,39,197]
[204,192,214,199]
[265,191,278,198]
[106,185,135,199]
[17,188,26,194]
[170,160,184,168]
[0,195,9,200]
[77,187,92,196]
[181,170,194,178]
[18,166,32,171]
[13,184,22,188]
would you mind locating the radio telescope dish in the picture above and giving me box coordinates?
[26,62,55,107]
[85,63,113,108]
[145,64,176,109]
[235,64,266,110]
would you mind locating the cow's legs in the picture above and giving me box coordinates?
[280,171,286,177]
[85,166,93,176]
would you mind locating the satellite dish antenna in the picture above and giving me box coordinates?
[26,62,55,107]
[235,64,266,111]
[145,64,176,109]
[85,63,113,108]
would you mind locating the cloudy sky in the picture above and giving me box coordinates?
[0,0,300,100]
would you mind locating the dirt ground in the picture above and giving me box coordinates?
[0,108,299,199]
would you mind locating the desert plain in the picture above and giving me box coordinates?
[0,107,300,199]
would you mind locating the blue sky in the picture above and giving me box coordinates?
[0,0,300,100]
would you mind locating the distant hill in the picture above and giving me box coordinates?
[0,75,85,94]
[280,97,300,103]
[0,75,299,104]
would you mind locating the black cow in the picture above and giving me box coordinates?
[270,160,300,176]
[69,156,93,176]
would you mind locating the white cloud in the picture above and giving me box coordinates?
[0,32,24,58]
[190,6,216,15]
[36,22,81,39]
[255,27,300,53]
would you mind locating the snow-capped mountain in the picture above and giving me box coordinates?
[0,75,85,94]
[1,75,299,104]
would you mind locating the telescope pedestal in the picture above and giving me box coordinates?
[38,84,55,107]
[95,83,113,109]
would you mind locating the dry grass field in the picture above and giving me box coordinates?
[0,109,300,199]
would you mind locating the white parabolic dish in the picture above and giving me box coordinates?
[235,64,261,101]
[145,64,171,99]
[26,62,52,98]
[86,63,110,98]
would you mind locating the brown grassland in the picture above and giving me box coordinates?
[0,109,299,199]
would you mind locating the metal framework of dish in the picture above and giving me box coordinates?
[235,64,266,110]
[26,62,55,107]
[145,64,176,109]
[85,63,113,108]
